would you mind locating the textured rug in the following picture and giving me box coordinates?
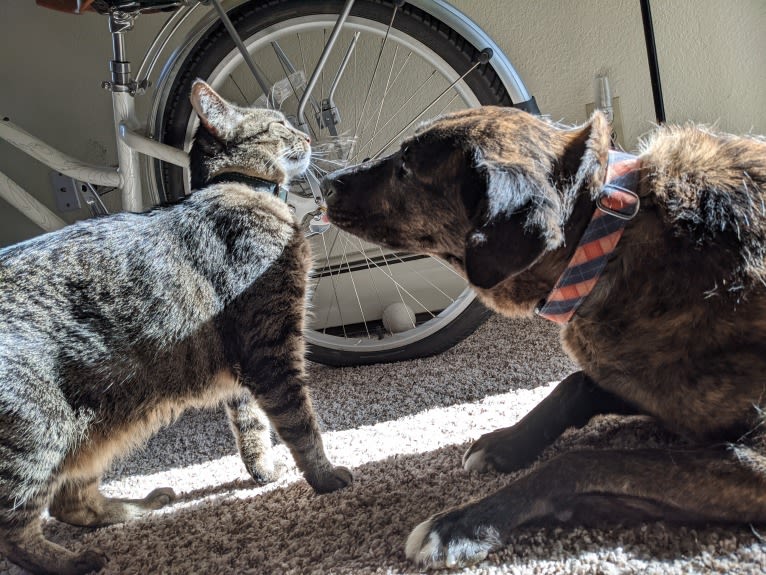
[2,314,765,574]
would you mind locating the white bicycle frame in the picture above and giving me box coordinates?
[0,0,534,234]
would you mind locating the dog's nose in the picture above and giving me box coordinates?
[320,176,337,202]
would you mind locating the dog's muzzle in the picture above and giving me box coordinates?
[319,175,339,205]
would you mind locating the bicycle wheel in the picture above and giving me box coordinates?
[153,0,531,366]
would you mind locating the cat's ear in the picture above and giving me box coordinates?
[190,80,244,141]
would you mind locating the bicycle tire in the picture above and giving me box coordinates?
[155,0,517,366]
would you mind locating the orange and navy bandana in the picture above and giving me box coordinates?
[536,151,640,324]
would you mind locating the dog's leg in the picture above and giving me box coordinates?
[407,444,766,568]
[464,371,637,473]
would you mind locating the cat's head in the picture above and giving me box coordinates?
[189,80,311,189]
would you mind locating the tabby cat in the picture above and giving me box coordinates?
[0,80,352,575]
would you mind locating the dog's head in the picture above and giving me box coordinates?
[322,107,612,313]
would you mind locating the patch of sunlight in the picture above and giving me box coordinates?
[324,381,558,466]
[101,381,559,512]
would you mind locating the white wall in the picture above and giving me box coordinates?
[453,0,766,141]
[652,0,766,133]
[1,0,764,247]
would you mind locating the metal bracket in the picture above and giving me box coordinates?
[51,172,110,216]
[102,78,150,96]
[109,10,136,34]
[51,172,82,213]
[317,99,341,134]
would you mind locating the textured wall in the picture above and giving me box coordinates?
[652,0,766,132]
[453,0,766,142]
[453,0,651,145]
[0,1,764,246]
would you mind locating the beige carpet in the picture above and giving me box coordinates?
[2,315,765,574]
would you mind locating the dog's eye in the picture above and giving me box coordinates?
[398,158,409,179]
[398,148,410,178]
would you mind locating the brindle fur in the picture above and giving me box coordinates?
[322,106,766,567]
[0,81,351,575]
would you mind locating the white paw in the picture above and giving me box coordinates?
[405,516,499,568]
[462,446,490,472]
[406,519,442,565]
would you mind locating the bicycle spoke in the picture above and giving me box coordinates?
[350,70,437,164]
[426,251,472,281]
[322,28,327,103]
[310,221,342,304]
[356,44,398,144]
[354,49,417,162]
[297,32,309,93]
[336,233,434,319]
[338,233,371,338]
[320,228,348,336]
[351,5,400,144]
[353,38,358,147]
[228,73,249,104]
[371,60,483,160]
[375,243,407,309]
[271,38,319,140]
[434,91,462,118]
[387,252,455,304]
[354,236,385,314]
[377,246,415,331]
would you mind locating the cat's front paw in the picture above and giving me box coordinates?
[245,458,287,485]
[66,548,110,575]
[143,487,176,509]
[405,510,501,568]
[306,465,353,494]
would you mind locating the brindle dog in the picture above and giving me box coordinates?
[321,107,766,568]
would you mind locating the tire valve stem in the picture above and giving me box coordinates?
[477,48,493,65]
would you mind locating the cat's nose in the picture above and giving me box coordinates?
[305,135,311,144]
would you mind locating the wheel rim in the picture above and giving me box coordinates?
[168,13,487,355]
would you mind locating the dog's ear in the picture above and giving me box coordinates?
[557,110,612,196]
[462,112,611,290]
[190,79,244,141]
[464,165,553,289]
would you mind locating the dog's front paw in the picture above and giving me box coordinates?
[463,426,546,474]
[306,465,353,494]
[462,441,494,473]
[405,511,501,568]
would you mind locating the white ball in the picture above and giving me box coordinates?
[381,302,416,333]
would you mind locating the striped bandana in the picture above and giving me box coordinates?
[535,150,640,324]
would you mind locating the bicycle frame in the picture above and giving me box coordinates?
[0,0,535,233]
[0,0,356,232]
